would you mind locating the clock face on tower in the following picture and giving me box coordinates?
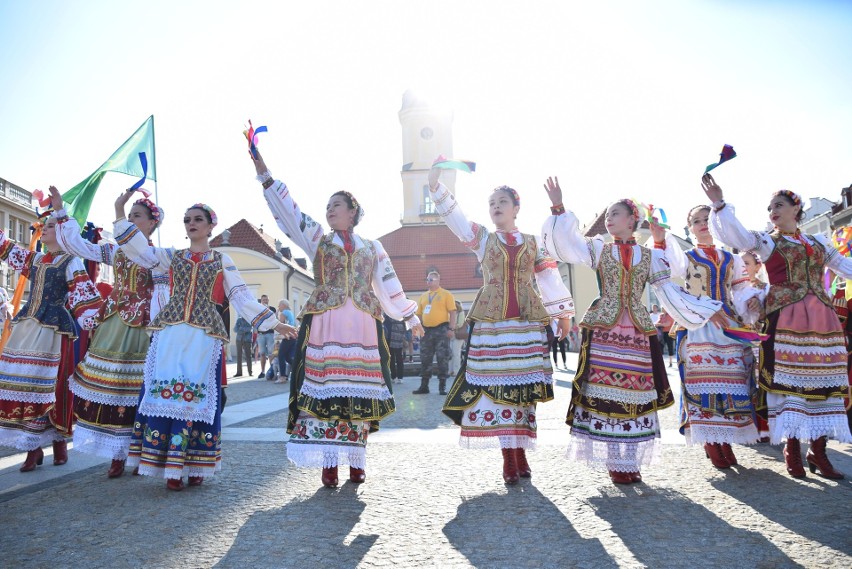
[420,127,434,140]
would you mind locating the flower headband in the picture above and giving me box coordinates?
[686,204,711,226]
[494,186,520,206]
[135,198,164,227]
[336,191,365,224]
[618,199,640,221]
[772,189,802,208]
[187,203,218,227]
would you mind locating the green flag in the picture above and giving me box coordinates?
[62,115,157,225]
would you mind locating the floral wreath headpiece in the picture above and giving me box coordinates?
[494,185,520,206]
[617,199,640,222]
[686,204,712,226]
[135,198,164,227]
[338,191,365,224]
[187,203,218,227]
[772,189,802,208]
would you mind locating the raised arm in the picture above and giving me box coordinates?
[541,176,601,268]
[428,166,488,260]
[0,230,39,273]
[649,249,725,331]
[649,224,688,281]
[64,256,102,330]
[815,233,852,280]
[532,236,576,319]
[113,219,174,271]
[703,174,774,259]
[370,240,422,331]
[221,253,296,337]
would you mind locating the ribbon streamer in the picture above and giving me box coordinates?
[244,120,267,159]
[432,156,476,173]
[128,152,151,197]
[32,189,52,207]
[723,327,769,343]
[704,144,737,174]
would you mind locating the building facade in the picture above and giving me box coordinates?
[0,176,36,300]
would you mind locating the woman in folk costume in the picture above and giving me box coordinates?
[704,173,852,479]
[427,166,574,485]
[0,200,102,471]
[251,151,423,488]
[118,203,296,491]
[48,186,168,478]
[740,250,771,442]
[542,177,726,484]
[651,204,759,469]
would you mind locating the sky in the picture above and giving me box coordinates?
[0,0,850,253]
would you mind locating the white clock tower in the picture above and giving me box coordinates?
[398,90,457,225]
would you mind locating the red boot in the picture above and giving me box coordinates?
[609,470,633,484]
[20,447,44,472]
[349,467,366,483]
[806,436,844,479]
[107,459,125,478]
[501,448,519,485]
[630,471,642,483]
[52,440,68,466]
[704,443,731,469]
[783,438,806,478]
[188,476,204,486]
[720,443,738,466]
[321,466,339,487]
[515,448,531,478]
[166,478,185,491]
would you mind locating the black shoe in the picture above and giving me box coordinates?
[233,373,243,378]
[257,372,265,379]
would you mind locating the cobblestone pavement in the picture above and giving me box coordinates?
[0,356,850,568]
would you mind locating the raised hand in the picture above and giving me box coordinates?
[250,148,269,176]
[543,176,563,206]
[649,219,666,243]
[48,186,64,211]
[428,160,442,190]
[115,189,134,219]
[701,173,724,203]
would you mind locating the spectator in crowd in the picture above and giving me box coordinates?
[233,315,253,377]
[276,299,297,383]
[255,294,277,378]
[414,271,456,395]
[384,315,407,384]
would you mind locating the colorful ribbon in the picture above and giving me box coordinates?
[244,120,267,159]
[705,144,737,174]
[723,327,769,343]
[31,189,52,207]
[629,198,670,229]
[432,155,476,173]
[128,152,151,197]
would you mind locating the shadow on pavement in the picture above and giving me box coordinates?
[711,467,852,556]
[214,483,378,568]
[588,487,803,568]
[443,484,616,569]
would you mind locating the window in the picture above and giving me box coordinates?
[421,185,436,215]
[16,219,25,243]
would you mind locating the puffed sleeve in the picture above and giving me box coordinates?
[0,230,38,273]
[650,231,688,281]
[532,235,575,318]
[220,253,278,332]
[114,219,174,271]
[541,210,603,269]
[709,203,774,260]
[65,257,102,329]
[430,181,489,261]
[650,249,722,330]
[815,233,852,279]
[370,240,420,328]
[54,210,117,265]
[262,179,324,261]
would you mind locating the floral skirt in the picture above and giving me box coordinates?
[127,327,223,480]
[675,327,758,445]
[444,320,552,449]
[0,320,75,450]
[71,315,150,459]
[760,294,852,443]
[286,301,394,468]
[566,312,673,472]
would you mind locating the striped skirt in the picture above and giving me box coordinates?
[443,319,553,449]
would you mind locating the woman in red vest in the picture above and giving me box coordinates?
[704,173,852,479]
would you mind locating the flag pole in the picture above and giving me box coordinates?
[150,114,161,247]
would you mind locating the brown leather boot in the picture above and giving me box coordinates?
[515,448,531,478]
[806,436,844,479]
[52,440,68,465]
[609,470,633,484]
[783,438,806,478]
[704,443,731,469]
[720,443,738,466]
[501,448,519,485]
[349,467,366,483]
[167,478,185,491]
[188,476,204,486]
[20,447,44,472]
[107,459,125,478]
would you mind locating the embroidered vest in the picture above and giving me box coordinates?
[150,250,228,340]
[301,235,382,320]
[582,243,655,334]
[99,248,153,327]
[468,233,550,323]
[16,254,77,336]
[682,249,743,324]
[764,233,831,315]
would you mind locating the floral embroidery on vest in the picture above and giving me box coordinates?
[582,243,655,334]
[764,233,831,316]
[683,249,744,324]
[100,248,153,327]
